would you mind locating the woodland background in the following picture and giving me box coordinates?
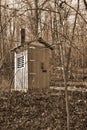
[0,0,87,89]
[0,1,87,130]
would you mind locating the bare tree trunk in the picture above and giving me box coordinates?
[60,43,70,130]
[83,0,87,9]
[35,0,38,37]
[0,0,1,59]
[66,0,80,78]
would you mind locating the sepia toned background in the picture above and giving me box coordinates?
[0,0,87,130]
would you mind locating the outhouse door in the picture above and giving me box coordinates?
[14,50,28,91]
[28,45,49,88]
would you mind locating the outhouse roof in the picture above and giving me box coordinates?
[11,37,53,52]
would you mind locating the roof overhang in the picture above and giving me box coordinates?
[11,37,54,52]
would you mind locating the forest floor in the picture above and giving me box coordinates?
[0,87,87,130]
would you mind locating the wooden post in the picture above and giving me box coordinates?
[21,28,25,46]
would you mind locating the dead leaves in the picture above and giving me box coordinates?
[0,89,87,130]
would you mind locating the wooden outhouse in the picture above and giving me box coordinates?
[12,38,53,91]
